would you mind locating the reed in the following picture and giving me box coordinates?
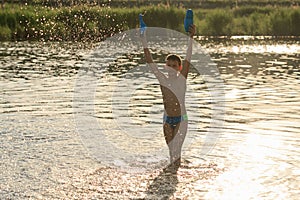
[0,4,300,41]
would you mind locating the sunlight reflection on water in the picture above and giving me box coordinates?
[0,38,299,199]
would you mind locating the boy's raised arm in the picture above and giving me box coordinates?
[181,25,196,79]
[141,36,154,64]
[141,33,166,82]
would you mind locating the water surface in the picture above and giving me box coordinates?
[0,38,299,199]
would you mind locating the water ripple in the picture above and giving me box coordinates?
[0,40,299,199]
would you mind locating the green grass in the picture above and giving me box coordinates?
[0,4,300,41]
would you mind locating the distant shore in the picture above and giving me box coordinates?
[1,3,300,41]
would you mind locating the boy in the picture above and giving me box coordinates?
[140,25,196,167]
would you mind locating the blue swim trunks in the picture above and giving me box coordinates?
[163,114,188,129]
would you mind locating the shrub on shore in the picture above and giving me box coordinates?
[0,4,299,41]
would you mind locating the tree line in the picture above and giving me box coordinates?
[1,0,299,9]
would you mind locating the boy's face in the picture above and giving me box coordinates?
[165,59,181,74]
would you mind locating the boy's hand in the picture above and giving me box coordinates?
[139,28,146,38]
[139,13,147,37]
[188,25,196,37]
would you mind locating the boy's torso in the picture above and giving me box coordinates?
[160,77,186,117]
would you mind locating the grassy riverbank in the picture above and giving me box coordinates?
[1,4,300,41]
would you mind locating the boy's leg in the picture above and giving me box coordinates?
[163,121,188,165]
[172,121,188,165]
[163,123,173,145]
[163,123,177,164]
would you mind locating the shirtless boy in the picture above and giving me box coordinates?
[141,25,196,167]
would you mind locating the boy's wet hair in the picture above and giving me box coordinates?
[166,54,182,66]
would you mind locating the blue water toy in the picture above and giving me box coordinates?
[184,9,193,32]
[139,13,147,35]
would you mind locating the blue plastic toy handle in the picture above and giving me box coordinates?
[139,14,147,34]
[184,9,193,32]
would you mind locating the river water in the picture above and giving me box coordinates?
[0,37,299,199]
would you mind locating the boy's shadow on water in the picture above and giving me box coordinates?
[143,165,179,200]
